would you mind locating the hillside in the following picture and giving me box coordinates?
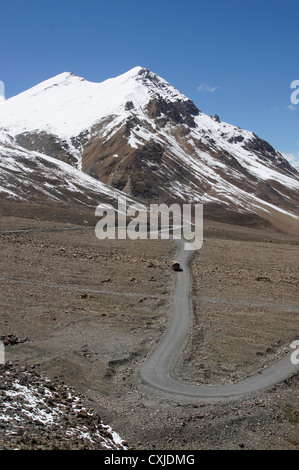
[0,67,298,233]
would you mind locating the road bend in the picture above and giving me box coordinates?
[139,238,299,399]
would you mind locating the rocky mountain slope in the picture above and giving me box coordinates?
[0,130,135,212]
[0,67,298,231]
[0,362,127,450]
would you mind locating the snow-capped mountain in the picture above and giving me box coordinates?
[0,130,134,210]
[0,67,298,231]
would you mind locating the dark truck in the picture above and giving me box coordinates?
[171,260,181,271]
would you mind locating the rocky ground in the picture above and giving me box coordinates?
[0,362,127,450]
[176,233,299,386]
[0,203,298,450]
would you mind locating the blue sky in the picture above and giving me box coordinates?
[0,0,298,165]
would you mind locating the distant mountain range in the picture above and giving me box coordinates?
[0,66,298,232]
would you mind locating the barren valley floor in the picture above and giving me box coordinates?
[0,205,298,450]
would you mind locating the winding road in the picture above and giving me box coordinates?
[1,226,298,399]
[139,238,299,399]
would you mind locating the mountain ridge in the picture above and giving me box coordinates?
[0,67,298,233]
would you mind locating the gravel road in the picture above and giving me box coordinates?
[139,239,299,398]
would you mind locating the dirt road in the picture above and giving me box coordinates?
[139,238,299,398]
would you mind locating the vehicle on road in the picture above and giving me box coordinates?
[171,260,181,271]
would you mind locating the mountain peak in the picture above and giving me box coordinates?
[0,66,192,140]
[24,72,86,95]
[0,67,298,230]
